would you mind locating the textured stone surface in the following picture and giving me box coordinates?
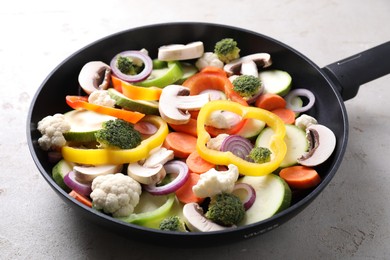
[1,0,390,259]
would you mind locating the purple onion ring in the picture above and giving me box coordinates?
[285,88,315,113]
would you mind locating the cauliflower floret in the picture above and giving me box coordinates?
[37,113,71,151]
[90,173,142,218]
[206,134,229,151]
[192,164,239,198]
[195,52,224,71]
[295,114,318,130]
[88,90,116,107]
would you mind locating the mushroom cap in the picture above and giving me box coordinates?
[127,162,166,185]
[297,124,336,167]
[73,164,122,183]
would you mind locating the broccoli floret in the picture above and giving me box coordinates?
[248,146,272,163]
[205,192,245,226]
[116,56,144,75]
[159,216,187,232]
[95,119,142,149]
[232,75,262,98]
[214,38,240,63]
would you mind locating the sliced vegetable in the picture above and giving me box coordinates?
[63,171,92,196]
[279,165,321,189]
[224,53,272,75]
[73,164,123,183]
[158,41,204,61]
[158,84,209,125]
[127,162,166,185]
[175,172,204,204]
[111,75,162,100]
[232,183,256,210]
[235,118,266,140]
[220,135,254,161]
[137,61,183,88]
[297,124,336,166]
[256,124,308,168]
[110,50,153,83]
[259,70,292,96]
[168,118,198,137]
[65,96,144,124]
[271,108,296,124]
[163,132,197,159]
[186,150,215,174]
[107,88,159,115]
[285,88,315,113]
[238,174,291,225]
[134,121,158,136]
[69,190,92,208]
[78,61,111,95]
[119,193,175,229]
[52,159,74,191]
[144,160,190,195]
[255,93,287,111]
[175,62,198,84]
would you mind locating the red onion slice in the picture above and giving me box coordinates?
[220,135,254,161]
[134,121,158,136]
[110,50,153,83]
[64,171,92,197]
[232,183,256,210]
[144,160,189,195]
[285,88,315,113]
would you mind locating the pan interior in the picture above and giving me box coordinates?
[27,22,348,244]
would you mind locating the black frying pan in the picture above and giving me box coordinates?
[27,22,390,246]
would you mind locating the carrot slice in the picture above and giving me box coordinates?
[175,172,204,204]
[163,132,197,159]
[168,118,198,137]
[186,150,215,174]
[271,108,296,124]
[279,165,321,189]
[255,93,286,111]
[69,190,92,207]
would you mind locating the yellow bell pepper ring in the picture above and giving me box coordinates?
[62,115,169,165]
[196,100,287,176]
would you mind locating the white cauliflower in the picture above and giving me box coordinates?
[192,164,239,198]
[37,113,71,151]
[90,173,142,218]
[206,134,229,151]
[88,90,116,107]
[295,114,318,130]
[195,52,224,70]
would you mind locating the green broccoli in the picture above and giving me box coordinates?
[214,38,240,63]
[248,146,272,163]
[159,216,187,232]
[232,75,262,98]
[117,56,144,75]
[205,192,245,226]
[95,119,142,149]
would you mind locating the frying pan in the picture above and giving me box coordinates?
[27,22,390,246]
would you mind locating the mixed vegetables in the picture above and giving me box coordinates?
[37,38,337,232]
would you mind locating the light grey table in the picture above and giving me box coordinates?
[1,0,390,259]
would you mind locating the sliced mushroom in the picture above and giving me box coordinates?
[143,147,174,168]
[240,60,259,77]
[127,162,166,185]
[182,203,233,232]
[158,85,210,124]
[224,53,272,76]
[73,164,122,183]
[78,61,111,94]
[297,124,336,167]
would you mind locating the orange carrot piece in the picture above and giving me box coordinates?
[279,165,321,189]
[186,150,215,174]
[69,190,92,207]
[255,93,286,111]
[163,132,197,159]
[168,118,198,137]
[175,172,204,204]
[271,108,296,124]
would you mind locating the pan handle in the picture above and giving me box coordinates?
[322,41,390,101]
